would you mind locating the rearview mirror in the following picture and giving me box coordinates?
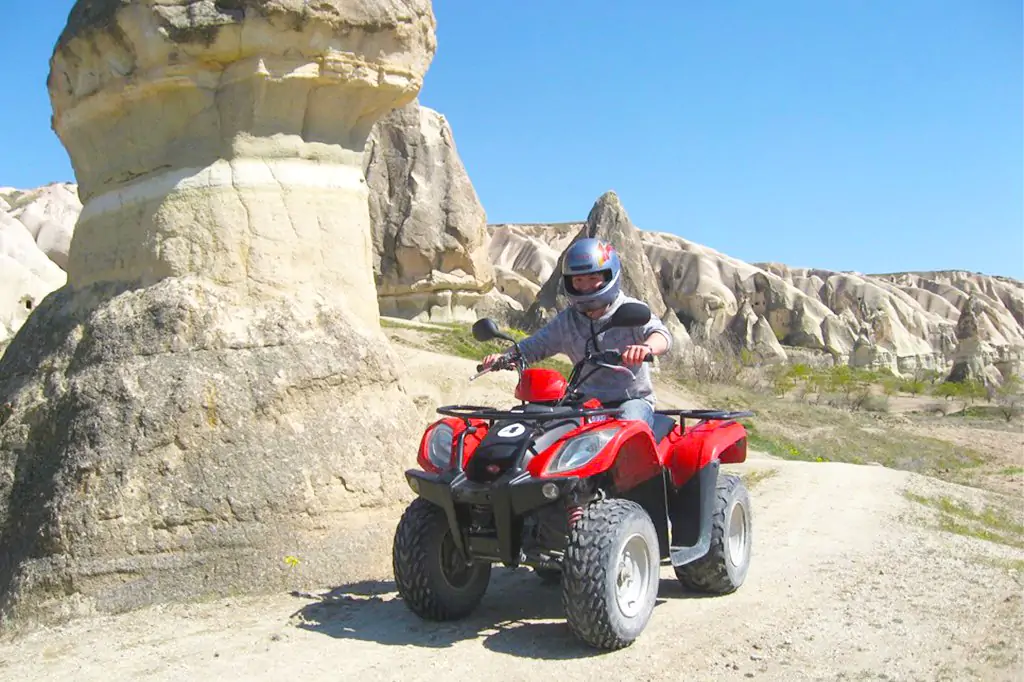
[596,302,651,335]
[472,318,505,342]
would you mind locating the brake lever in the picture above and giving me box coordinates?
[594,361,635,375]
[471,357,518,381]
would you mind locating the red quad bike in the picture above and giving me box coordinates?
[392,302,755,651]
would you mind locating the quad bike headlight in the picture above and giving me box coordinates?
[546,427,620,474]
[426,422,455,470]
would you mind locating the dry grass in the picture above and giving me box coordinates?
[903,491,1024,550]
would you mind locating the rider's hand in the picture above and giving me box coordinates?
[621,344,652,367]
[482,353,506,369]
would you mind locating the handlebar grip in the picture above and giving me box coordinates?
[476,363,486,372]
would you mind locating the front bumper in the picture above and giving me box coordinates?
[405,469,581,565]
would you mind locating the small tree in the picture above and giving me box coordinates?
[933,379,987,416]
[995,376,1023,422]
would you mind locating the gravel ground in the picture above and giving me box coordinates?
[1,453,1020,682]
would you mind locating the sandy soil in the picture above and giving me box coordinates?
[2,453,1021,681]
[1,341,1021,681]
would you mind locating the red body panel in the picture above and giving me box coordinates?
[525,420,661,492]
[659,420,749,487]
[417,397,749,493]
[515,368,568,403]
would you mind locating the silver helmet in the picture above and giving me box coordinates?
[560,237,622,312]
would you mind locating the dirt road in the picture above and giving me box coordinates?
[2,451,1020,681]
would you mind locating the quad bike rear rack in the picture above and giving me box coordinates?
[655,408,754,431]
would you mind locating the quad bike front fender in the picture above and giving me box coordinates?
[417,417,489,473]
[529,421,662,494]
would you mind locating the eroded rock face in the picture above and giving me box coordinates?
[0,0,436,627]
[0,183,81,270]
[946,295,1016,386]
[495,222,1023,376]
[727,298,787,364]
[520,192,691,345]
[364,99,509,322]
[487,222,581,310]
[0,186,78,353]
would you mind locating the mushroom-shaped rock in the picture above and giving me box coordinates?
[0,0,436,628]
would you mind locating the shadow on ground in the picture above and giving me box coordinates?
[288,566,715,660]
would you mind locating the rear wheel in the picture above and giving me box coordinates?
[561,498,660,650]
[674,474,752,593]
[393,498,491,620]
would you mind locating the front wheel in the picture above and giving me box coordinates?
[561,498,660,650]
[393,498,491,620]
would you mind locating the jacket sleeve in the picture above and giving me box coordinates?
[513,313,567,365]
[641,310,673,353]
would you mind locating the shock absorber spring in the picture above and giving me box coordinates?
[567,504,584,526]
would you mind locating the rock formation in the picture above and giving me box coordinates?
[364,99,512,322]
[0,185,79,354]
[946,295,1012,386]
[727,296,787,364]
[0,0,436,627]
[0,183,81,270]
[520,192,691,345]
[492,221,1024,377]
[487,222,581,310]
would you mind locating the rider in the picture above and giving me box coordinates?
[481,237,672,431]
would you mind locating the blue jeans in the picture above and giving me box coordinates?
[616,398,655,432]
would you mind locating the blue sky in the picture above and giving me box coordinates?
[1,1,1021,278]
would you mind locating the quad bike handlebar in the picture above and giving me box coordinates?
[474,348,652,375]
[462,304,755,422]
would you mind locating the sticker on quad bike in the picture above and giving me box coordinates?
[495,423,527,438]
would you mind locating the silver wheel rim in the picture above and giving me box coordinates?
[615,533,652,618]
[728,502,748,568]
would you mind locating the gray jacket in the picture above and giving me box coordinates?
[513,293,673,406]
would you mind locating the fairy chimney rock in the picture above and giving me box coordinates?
[364,99,502,323]
[0,0,436,628]
[522,191,690,343]
[947,295,1002,385]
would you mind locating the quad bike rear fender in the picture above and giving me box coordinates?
[666,459,720,567]
[664,420,748,488]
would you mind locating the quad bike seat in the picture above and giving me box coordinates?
[652,413,676,443]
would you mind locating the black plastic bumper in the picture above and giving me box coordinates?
[405,469,580,565]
